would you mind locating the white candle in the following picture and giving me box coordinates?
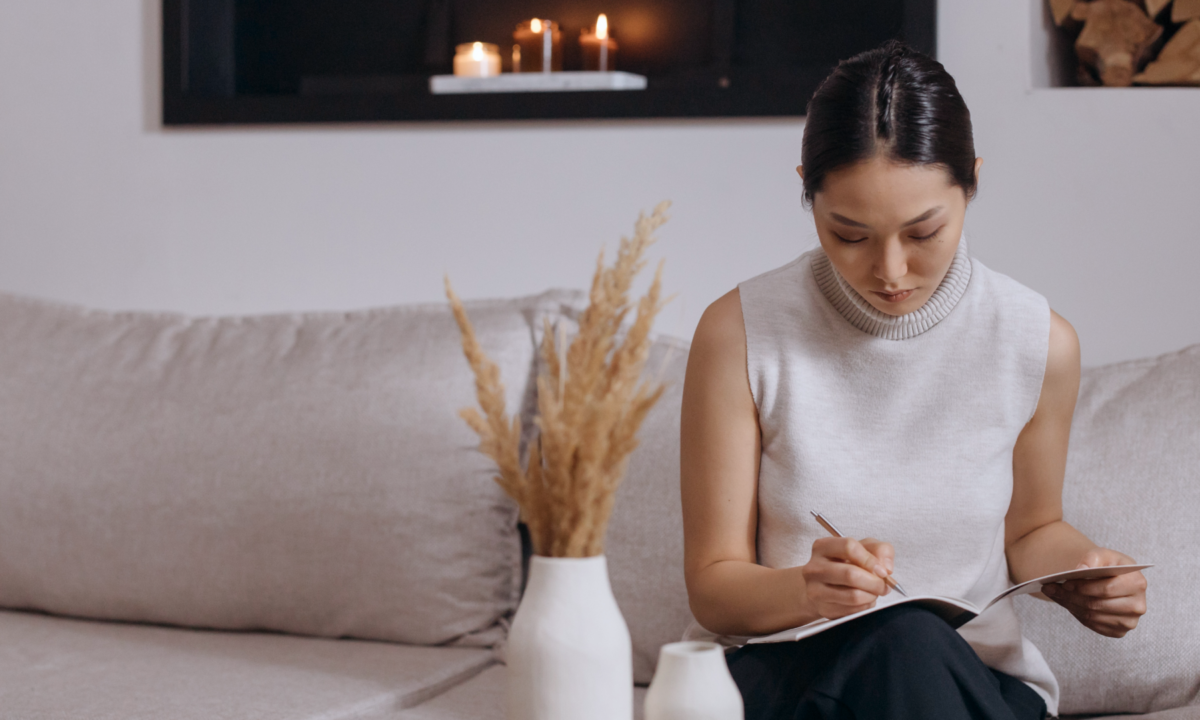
[453,42,501,77]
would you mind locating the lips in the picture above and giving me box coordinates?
[872,289,914,303]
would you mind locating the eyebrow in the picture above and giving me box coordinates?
[829,206,944,229]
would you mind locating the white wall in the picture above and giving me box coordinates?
[0,0,1196,365]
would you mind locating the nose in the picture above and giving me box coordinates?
[873,237,907,286]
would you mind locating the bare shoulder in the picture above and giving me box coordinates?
[691,288,746,356]
[684,288,752,408]
[1037,310,1081,413]
[1046,310,1081,384]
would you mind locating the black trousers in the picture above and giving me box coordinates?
[725,605,1048,720]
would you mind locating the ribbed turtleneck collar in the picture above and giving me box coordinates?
[811,235,973,341]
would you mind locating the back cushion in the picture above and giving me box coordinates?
[0,289,581,646]
[604,335,696,684]
[1015,343,1200,715]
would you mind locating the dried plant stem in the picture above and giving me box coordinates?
[446,201,671,557]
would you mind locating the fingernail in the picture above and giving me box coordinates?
[1076,563,1089,570]
[885,558,894,573]
[874,565,888,577]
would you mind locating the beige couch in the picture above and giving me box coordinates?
[0,290,1195,719]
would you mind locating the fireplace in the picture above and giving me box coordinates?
[163,0,936,124]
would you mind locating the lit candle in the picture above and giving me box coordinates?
[580,14,618,72]
[513,19,562,73]
[453,42,501,77]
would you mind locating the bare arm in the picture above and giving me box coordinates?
[681,290,894,637]
[1005,310,1147,637]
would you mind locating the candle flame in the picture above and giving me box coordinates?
[531,18,543,33]
[471,42,484,61]
[596,14,608,40]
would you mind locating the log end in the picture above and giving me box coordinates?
[1173,0,1200,23]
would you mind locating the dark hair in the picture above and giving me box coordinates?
[800,39,977,208]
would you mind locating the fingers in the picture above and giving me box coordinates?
[860,538,895,574]
[1043,569,1148,639]
[803,536,900,619]
[822,560,888,594]
[818,585,883,610]
[803,558,888,599]
[1044,584,1147,617]
[814,537,890,579]
[1058,605,1143,638]
[1059,571,1147,600]
[805,537,890,598]
[801,574,880,620]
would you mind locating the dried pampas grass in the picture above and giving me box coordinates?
[445,201,671,558]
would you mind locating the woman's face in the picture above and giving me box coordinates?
[804,154,981,317]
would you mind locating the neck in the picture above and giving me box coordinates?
[812,235,972,340]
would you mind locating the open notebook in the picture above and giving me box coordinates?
[746,564,1153,644]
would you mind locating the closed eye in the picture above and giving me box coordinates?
[834,233,866,244]
[912,228,942,241]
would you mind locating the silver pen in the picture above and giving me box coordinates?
[811,510,908,597]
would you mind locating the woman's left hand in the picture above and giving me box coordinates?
[1041,547,1147,638]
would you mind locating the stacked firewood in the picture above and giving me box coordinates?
[1049,0,1200,85]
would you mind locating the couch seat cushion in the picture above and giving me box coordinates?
[0,609,494,720]
[401,666,1200,720]
[399,664,648,720]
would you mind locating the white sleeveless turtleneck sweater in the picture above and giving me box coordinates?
[683,233,1061,714]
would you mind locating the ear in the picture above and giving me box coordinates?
[968,157,983,201]
[796,164,804,180]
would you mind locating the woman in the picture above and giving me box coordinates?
[679,39,1148,720]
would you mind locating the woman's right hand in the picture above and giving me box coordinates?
[801,537,896,620]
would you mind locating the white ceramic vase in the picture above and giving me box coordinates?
[644,641,744,720]
[506,554,633,720]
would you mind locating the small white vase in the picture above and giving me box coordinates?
[644,641,744,720]
[507,554,633,720]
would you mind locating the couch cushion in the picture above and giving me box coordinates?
[604,335,696,684]
[1016,343,1200,716]
[399,664,649,720]
[0,608,495,719]
[0,290,580,646]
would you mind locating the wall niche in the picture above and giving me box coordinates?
[1036,0,1200,87]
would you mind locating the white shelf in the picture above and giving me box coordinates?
[429,71,648,94]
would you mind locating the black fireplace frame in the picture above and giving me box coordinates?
[163,0,937,125]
